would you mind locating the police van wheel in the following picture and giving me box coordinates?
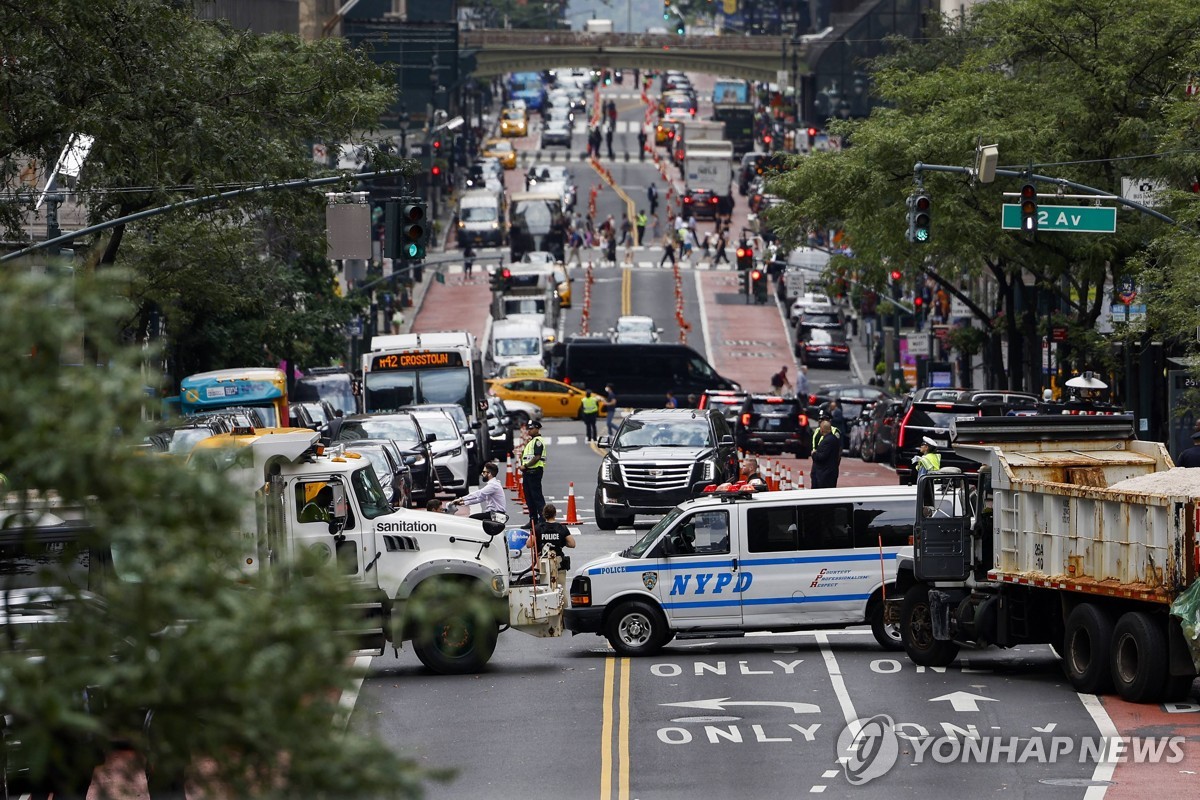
[900,584,959,667]
[411,582,499,675]
[869,602,904,651]
[606,601,668,656]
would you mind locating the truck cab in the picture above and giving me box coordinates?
[195,428,565,673]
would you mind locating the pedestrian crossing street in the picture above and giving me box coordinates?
[439,247,743,273]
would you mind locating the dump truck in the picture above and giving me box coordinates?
[196,428,566,674]
[891,414,1200,703]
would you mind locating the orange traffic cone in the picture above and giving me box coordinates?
[796,468,806,489]
[781,466,791,491]
[565,481,579,524]
[505,455,516,490]
[515,468,525,505]
[763,460,775,491]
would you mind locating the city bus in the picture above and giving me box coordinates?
[507,71,547,112]
[178,367,289,427]
[361,331,490,464]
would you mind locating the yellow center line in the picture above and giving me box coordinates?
[618,656,631,800]
[622,264,632,316]
[601,657,615,800]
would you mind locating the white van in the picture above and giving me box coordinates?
[457,189,506,248]
[565,485,918,654]
[489,318,544,377]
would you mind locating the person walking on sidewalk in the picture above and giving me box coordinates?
[580,389,601,442]
[521,420,548,529]
[659,231,677,267]
[713,227,729,264]
[770,366,792,396]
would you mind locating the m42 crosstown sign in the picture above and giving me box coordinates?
[1001,204,1117,233]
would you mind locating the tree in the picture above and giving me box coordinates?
[0,1,399,375]
[0,270,440,798]
[769,0,1200,392]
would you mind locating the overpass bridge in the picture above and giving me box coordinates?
[460,29,807,84]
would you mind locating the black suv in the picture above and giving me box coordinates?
[594,408,738,529]
[698,389,748,426]
[892,396,985,484]
[736,394,812,458]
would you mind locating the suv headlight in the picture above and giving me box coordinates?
[700,460,716,481]
[446,445,464,458]
[600,457,615,482]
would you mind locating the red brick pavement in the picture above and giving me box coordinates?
[410,271,492,342]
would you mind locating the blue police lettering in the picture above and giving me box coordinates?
[670,571,754,595]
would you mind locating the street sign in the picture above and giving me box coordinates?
[905,335,930,357]
[1111,304,1127,323]
[1001,204,1116,233]
[1118,276,1137,305]
[1121,177,1166,209]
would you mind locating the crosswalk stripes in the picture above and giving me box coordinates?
[435,257,738,275]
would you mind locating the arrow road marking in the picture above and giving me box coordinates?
[661,698,821,714]
[928,691,998,712]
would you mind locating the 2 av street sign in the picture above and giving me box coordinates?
[1001,204,1117,233]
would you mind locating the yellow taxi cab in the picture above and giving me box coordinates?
[486,377,607,419]
[483,138,517,170]
[552,264,572,308]
[499,107,528,138]
[655,120,679,145]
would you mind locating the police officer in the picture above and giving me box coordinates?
[1178,429,1200,468]
[914,437,942,478]
[580,389,601,442]
[810,417,841,489]
[521,419,548,528]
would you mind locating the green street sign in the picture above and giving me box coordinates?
[1002,204,1116,233]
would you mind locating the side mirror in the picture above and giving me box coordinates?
[597,435,611,449]
[425,433,438,444]
[719,435,734,446]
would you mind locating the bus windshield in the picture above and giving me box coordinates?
[364,367,471,415]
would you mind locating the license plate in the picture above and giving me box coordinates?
[767,418,781,429]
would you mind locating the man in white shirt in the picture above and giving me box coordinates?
[450,462,507,521]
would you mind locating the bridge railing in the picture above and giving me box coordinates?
[462,29,790,53]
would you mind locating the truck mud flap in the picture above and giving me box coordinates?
[340,601,386,657]
[929,590,954,641]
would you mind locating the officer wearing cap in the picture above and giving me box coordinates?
[1178,427,1200,467]
[914,436,942,478]
[521,419,548,528]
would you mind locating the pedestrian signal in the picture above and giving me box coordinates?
[1019,183,1038,232]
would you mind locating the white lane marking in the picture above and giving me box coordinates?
[816,631,860,742]
[336,655,375,730]
[556,435,579,444]
[1078,692,1119,800]
[695,269,714,364]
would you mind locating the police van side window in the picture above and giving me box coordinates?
[799,504,853,550]
[746,506,799,552]
[671,510,730,555]
[852,500,915,548]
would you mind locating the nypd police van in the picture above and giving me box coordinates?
[565,484,918,655]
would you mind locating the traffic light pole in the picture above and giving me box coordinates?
[912,162,1175,225]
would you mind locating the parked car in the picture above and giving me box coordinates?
[541,119,573,148]
[795,326,851,368]
[858,396,906,464]
[594,408,739,529]
[337,412,437,504]
[487,376,606,419]
[697,389,748,426]
[788,291,834,326]
[402,403,483,474]
[792,306,846,333]
[342,439,413,509]
[735,394,812,458]
[406,409,471,497]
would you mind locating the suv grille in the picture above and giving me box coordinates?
[620,462,694,491]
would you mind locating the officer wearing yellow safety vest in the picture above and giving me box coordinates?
[521,419,548,529]
[914,436,942,478]
[580,389,601,442]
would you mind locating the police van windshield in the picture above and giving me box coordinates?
[624,507,684,558]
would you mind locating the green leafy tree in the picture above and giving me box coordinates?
[0,269,442,798]
[0,1,398,376]
[769,0,1200,390]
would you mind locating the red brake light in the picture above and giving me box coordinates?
[709,196,719,204]
[799,413,809,427]
[808,394,817,405]
[764,397,783,404]
[934,403,954,409]
[896,406,915,448]
[741,413,751,426]
[684,196,693,204]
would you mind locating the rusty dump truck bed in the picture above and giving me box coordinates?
[949,415,1199,603]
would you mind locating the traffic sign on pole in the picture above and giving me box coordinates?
[1001,204,1116,233]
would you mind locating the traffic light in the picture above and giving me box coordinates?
[675,16,685,35]
[906,193,931,243]
[1020,183,1038,232]
[431,164,442,181]
[738,269,750,297]
[490,266,513,292]
[663,0,671,20]
[736,244,754,271]
[386,198,428,262]
[889,269,902,300]
[806,127,818,148]
[750,268,767,303]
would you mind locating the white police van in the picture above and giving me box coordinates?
[565,484,917,655]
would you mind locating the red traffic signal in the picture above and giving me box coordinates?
[807,127,818,137]
[890,269,902,281]
[914,296,924,307]
[432,140,441,151]
[431,165,442,177]
[736,247,753,259]
[750,270,762,280]
[501,267,511,279]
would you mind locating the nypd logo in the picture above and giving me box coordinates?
[642,572,658,590]
[376,520,437,533]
